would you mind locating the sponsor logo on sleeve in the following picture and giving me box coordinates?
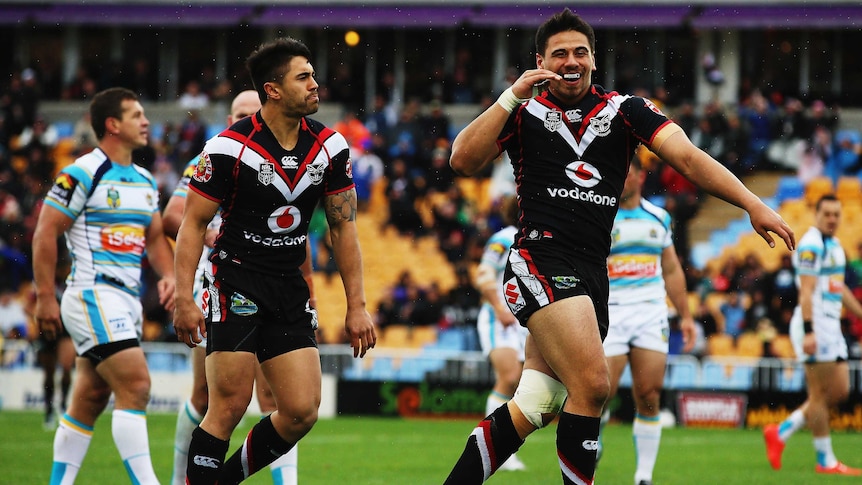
[48,173,79,207]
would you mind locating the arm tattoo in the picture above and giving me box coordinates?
[324,189,357,224]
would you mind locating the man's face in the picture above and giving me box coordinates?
[815,199,841,237]
[537,30,595,104]
[620,165,643,203]
[269,56,320,117]
[115,99,149,149]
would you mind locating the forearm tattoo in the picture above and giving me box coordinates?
[324,189,357,224]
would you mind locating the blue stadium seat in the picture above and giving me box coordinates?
[665,358,698,389]
[54,121,74,139]
[619,364,633,388]
[774,176,805,204]
[701,360,753,390]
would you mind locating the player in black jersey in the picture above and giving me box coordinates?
[173,37,376,484]
[443,9,795,485]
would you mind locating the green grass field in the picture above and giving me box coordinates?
[2,410,860,484]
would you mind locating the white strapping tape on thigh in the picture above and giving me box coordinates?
[512,369,568,428]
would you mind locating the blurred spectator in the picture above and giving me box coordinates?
[127,57,157,100]
[16,115,59,150]
[174,111,207,169]
[62,66,98,101]
[71,110,98,156]
[739,90,778,172]
[387,100,422,170]
[424,144,456,195]
[177,80,209,111]
[719,291,747,339]
[797,126,829,185]
[432,196,473,264]
[721,113,750,175]
[333,107,371,151]
[406,282,445,327]
[374,287,402,331]
[419,100,451,159]
[0,289,28,340]
[351,142,384,212]
[364,93,395,142]
[385,158,425,237]
[3,68,41,136]
[825,129,862,182]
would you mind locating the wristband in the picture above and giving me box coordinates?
[496,87,529,113]
[803,320,813,334]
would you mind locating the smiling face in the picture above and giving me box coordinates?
[537,30,596,104]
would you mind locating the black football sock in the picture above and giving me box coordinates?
[219,415,294,485]
[443,404,524,484]
[186,426,229,485]
[557,412,600,485]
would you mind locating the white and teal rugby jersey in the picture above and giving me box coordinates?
[44,148,160,297]
[607,198,672,305]
[794,226,845,321]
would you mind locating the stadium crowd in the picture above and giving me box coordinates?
[1,64,861,363]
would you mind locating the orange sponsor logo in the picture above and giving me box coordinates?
[608,255,658,278]
[101,225,146,254]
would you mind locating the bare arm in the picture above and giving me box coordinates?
[653,125,795,251]
[162,193,184,240]
[325,188,376,357]
[145,210,176,312]
[31,205,73,340]
[661,245,695,352]
[172,190,219,347]
[475,263,516,327]
[450,69,560,176]
[797,273,817,355]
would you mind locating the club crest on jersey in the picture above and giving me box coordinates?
[281,155,299,169]
[193,152,213,183]
[106,187,120,208]
[259,161,275,185]
[589,114,612,137]
[544,110,562,131]
[307,160,326,185]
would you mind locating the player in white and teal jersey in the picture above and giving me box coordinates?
[600,157,695,485]
[764,194,862,476]
[33,87,175,485]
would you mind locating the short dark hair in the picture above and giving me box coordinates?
[535,8,596,56]
[815,193,840,212]
[499,194,520,227]
[89,87,138,139]
[246,37,313,104]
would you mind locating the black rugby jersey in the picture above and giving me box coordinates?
[499,85,671,268]
[189,113,354,276]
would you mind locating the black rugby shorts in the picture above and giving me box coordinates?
[502,245,610,340]
[204,264,317,362]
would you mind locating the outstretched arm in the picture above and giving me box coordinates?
[654,125,795,251]
[325,188,376,357]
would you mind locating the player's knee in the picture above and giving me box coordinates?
[512,369,568,429]
[634,387,661,413]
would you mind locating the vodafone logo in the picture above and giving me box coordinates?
[565,161,601,188]
[267,204,302,234]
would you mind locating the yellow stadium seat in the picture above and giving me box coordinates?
[706,333,735,357]
[836,176,862,205]
[736,332,764,358]
[804,176,834,206]
[769,335,795,359]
